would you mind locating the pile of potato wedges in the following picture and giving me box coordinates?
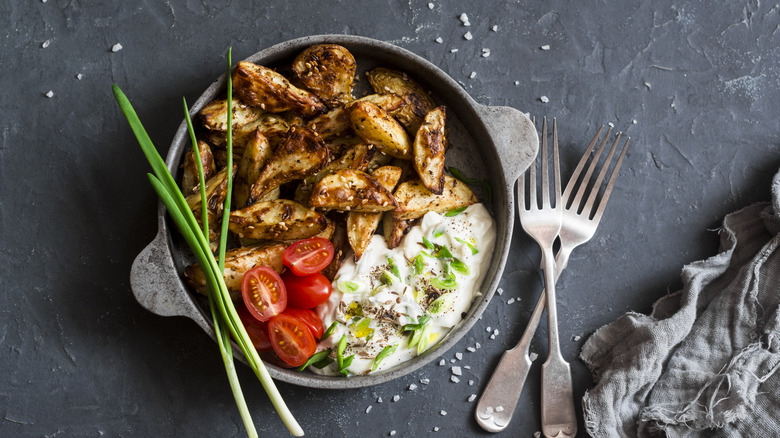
[182,44,479,300]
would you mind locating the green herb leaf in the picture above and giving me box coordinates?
[401,314,431,332]
[445,206,468,217]
[421,236,434,250]
[413,254,425,276]
[340,354,355,376]
[433,228,445,238]
[337,280,361,294]
[417,325,432,354]
[322,321,339,341]
[428,292,457,314]
[454,237,479,255]
[296,349,332,372]
[387,256,401,278]
[450,258,470,275]
[372,344,398,372]
[380,270,396,285]
[337,334,348,370]
[447,166,481,185]
[313,356,335,369]
[433,244,454,260]
[431,276,458,290]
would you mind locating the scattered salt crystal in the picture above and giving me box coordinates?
[390,431,396,436]
[366,406,372,414]
[529,352,538,361]
[451,376,460,383]
[572,335,581,341]
[541,44,551,50]
[459,13,470,26]
[464,31,473,40]
[490,334,496,340]
[485,406,494,414]
[45,90,54,98]
[433,427,440,432]
[455,352,463,360]
[468,394,477,402]
[420,378,430,385]
[464,365,471,370]
[392,395,400,402]
[377,397,383,403]
[440,410,448,416]
[111,43,123,52]
[534,432,542,438]
[540,96,550,103]
[42,40,51,48]
[514,81,520,86]
[452,366,462,376]
[486,327,491,332]
[76,73,83,80]
[408,383,418,391]
[450,48,459,53]
[435,37,444,44]
[644,82,652,90]
[495,406,504,412]
[632,119,638,124]
[475,342,481,349]
[493,329,499,336]
[491,25,498,32]
[466,347,476,352]
[497,288,503,295]
[507,298,516,304]
[469,380,474,385]
[428,2,434,9]
[481,48,491,58]
[469,71,477,79]
[450,358,456,363]
[608,122,615,128]
[439,359,446,366]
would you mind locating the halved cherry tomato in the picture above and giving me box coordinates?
[268,313,316,367]
[283,237,335,276]
[236,305,272,351]
[281,270,332,308]
[283,307,325,339]
[241,266,287,322]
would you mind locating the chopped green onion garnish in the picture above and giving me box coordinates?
[421,236,434,250]
[433,244,454,260]
[448,166,492,204]
[337,280,361,294]
[380,270,397,285]
[450,258,470,275]
[434,228,445,238]
[337,335,348,369]
[413,254,425,276]
[313,356,335,369]
[322,321,339,340]
[454,236,479,255]
[445,206,468,217]
[387,256,401,278]
[340,354,355,376]
[429,292,457,314]
[296,349,332,372]
[431,276,458,290]
[417,325,432,354]
[372,344,398,371]
[401,314,431,332]
[408,327,423,348]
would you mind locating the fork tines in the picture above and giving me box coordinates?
[522,117,561,210]
[562,126,630,221]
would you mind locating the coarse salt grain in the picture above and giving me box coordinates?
[491,25,498,31]
[42,40,51,48]
[76,73,83,80]
[392,395,400,402]
[633,119,638,124]
[495,406,504,412]
[572,335,581,341]
[466,346,476,352]
[390,431,396,436]
[45,91,54,98]
[514,80,520,85]
[435,37,443,44]
[111,43,123,52]
[408,383,418,391]
[420,378,430,385]
[428,2,434,9]
[541,44,551,50]
[475,342,481,349]
[464,365,471,370]
[486,327,491,332]
[540,96,550,103]
[464,31,473,40]
[366,406,372,413]
[468,394,477,402]
[507,297,516,304]
[530,352,538,361]
[481,48,490,58]
[469,380,474,385]
[497,288,503,295]
[459,13,470,26]
[469,71,476,78]
[439,359,446,366]
[490,334,496,340]
[493,329,499,336]
[377,397,383,403]
[440,410,448,416]
[433,427,440,432]
[451,376,460,383]
[608,122,615,128]
[534,432,542,438]
[455,352,463,360]
[452,366,462,376]
[450,358,456,363]
[450,48,459,53]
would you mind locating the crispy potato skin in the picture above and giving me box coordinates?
[183,243,286,300]
[246,126,329,206]
[347,166,403,259]
[413,106,447,194]
[292,44,356,107]
[309,169,398,212]
[181,140,216,195]
[199,98,263,132]
[350,101,411,159]
[229,199,328,241]
[185,165,234,243]
[305,106,351,140]
[366,67,436,133]
[382,214,412,249]
[321,213,348,281]
[233,61,327,116]
[393,175,477,220]
[293,142,376,205]
[234,130,273,208]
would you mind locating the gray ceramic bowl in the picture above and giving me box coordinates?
[130,34,537,389]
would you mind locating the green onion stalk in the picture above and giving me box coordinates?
[113,47,303,438]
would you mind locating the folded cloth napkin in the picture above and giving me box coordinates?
[580,169,780,438]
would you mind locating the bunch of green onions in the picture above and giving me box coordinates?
[113,48,303,438]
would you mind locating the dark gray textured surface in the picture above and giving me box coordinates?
[2,1,778,437]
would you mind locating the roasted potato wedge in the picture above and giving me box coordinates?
[234,130,273,208]
[347,166,403,259]
[393,92,434,135]
[229,199,328,241]
[366,67,436,133]
[382,214,413,249]
[185,165,234,243]
[292,44,356,107]
[310,169,398,212]
[354,93,405,113]
[293,142,376,205]
[306,106,352,140]
[413,106,447,194]
[233,61,327,117]
[392,175,477,221]
[350,101,411,159]
[199,98,263,132]
[321,213,348,281]
[183,243,286,301]
[181,140,217,194]
[208,113,291,151]
[246,126,329,206]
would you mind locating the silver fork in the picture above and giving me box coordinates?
[475,123,630,434]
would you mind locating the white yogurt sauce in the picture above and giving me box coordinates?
[311,204,495,376]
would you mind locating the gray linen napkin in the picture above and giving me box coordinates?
[580,169,780,438]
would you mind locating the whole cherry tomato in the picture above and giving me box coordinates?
[281,270,332,309]
[283,307,325,339]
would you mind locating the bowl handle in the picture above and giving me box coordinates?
[475,104,538,188]
[130,229,211,331]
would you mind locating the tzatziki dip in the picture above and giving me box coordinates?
[311,204,495,376]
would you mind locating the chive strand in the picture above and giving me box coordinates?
[183,97,209,238]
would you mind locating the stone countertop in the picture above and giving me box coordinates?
[1,1,778,437]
